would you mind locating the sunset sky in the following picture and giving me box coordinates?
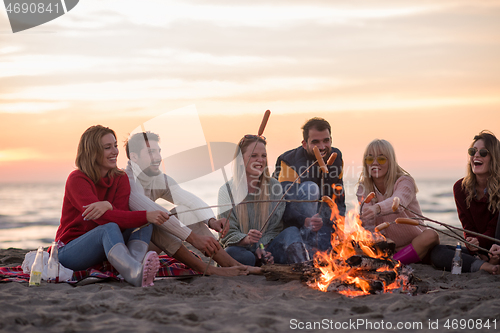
[1,0,499,188]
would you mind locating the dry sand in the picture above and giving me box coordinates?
[1,235,499,333]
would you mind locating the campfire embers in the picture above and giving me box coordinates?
[262,198,419,297]
[309,236,414,297]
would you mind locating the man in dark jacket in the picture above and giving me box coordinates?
[273,117,345,251]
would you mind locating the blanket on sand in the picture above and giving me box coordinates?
[0,255,199,284]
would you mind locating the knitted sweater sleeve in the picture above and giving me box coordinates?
[66,172,147,229]
[453,179,498,250]
[377,176,418,216]
[453,179,476,234]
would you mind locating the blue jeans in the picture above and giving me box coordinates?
[284,181,334,252]
[429,244,485,273]
[226,227,305,266]
[59,223,153,271]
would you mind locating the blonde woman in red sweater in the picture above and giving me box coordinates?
[55,125,169,287]
[356,139,439,264]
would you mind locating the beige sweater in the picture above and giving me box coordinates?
[356,175,425,251]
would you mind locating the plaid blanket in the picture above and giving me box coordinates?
[0,255,200,284]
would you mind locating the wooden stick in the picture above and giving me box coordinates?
[259,160,319,232]
[358,192,375,217]
[132,199,325,233]
[204,109,272,275]
[394,218,492,253]
[396,200,500,245]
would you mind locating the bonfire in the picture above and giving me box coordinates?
[263,196,418,298]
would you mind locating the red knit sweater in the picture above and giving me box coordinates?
[454,178,499,251]
[55,170,148,246]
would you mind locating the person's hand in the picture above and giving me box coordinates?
[489,244,500,264]
[256,247,274,264]
[208,218,230,238]
[242,229,262,246]
[490,244,500,256]
[361,205,378,221]
[186,233,221,257]
[304,214,323,232]
[82,201,112,220]
[465,237,479,252]
[146,210,170,226]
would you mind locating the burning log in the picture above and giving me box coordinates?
[261,261,321,282]
[346,255,397,271]
[326,279,385,294]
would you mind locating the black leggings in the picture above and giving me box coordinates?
[430,245,484,273]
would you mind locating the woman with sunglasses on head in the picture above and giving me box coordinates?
[55,125,170,286]
[217,135,308,266]
[357,139,439,265]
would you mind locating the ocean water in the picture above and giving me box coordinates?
[0,178,461,249]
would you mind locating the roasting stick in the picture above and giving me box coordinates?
[203,110,271,275]
[312,147,330,248]
[170,200,321,216]
[132,200,324,233]
[358,192,375,218]
[202,167,233,276]
[392,197,500,246]
[390,197,466,242]
[259,160,320,232]
[395,218,492,254]
[393,196,466,241]
[374,219,488,253]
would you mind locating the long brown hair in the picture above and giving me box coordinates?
[233,136,270,233]
[357,139,416,200]
[462,130,500,213]
[75,125,124,184]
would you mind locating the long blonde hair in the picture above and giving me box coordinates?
[357,139,416,200]
[462,130,500,213]
[76,125,124,184]
[232,136,271,233]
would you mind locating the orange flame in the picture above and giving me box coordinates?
[309,197,407,297]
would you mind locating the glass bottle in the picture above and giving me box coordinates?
[29,246,44,286]
[451,243,463,275]
[47,241,60,283]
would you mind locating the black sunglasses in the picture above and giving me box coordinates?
[244,134,266,141]
[468,147,489,157]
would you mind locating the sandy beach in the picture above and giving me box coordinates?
[1,235,499,333]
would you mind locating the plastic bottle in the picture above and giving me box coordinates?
[258,243,268,264]
[451,243,463,275]
[29,246,44,286]
[47,242,60,283]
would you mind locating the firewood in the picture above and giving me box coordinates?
[346,255,397,271]
[261,261,321,282]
